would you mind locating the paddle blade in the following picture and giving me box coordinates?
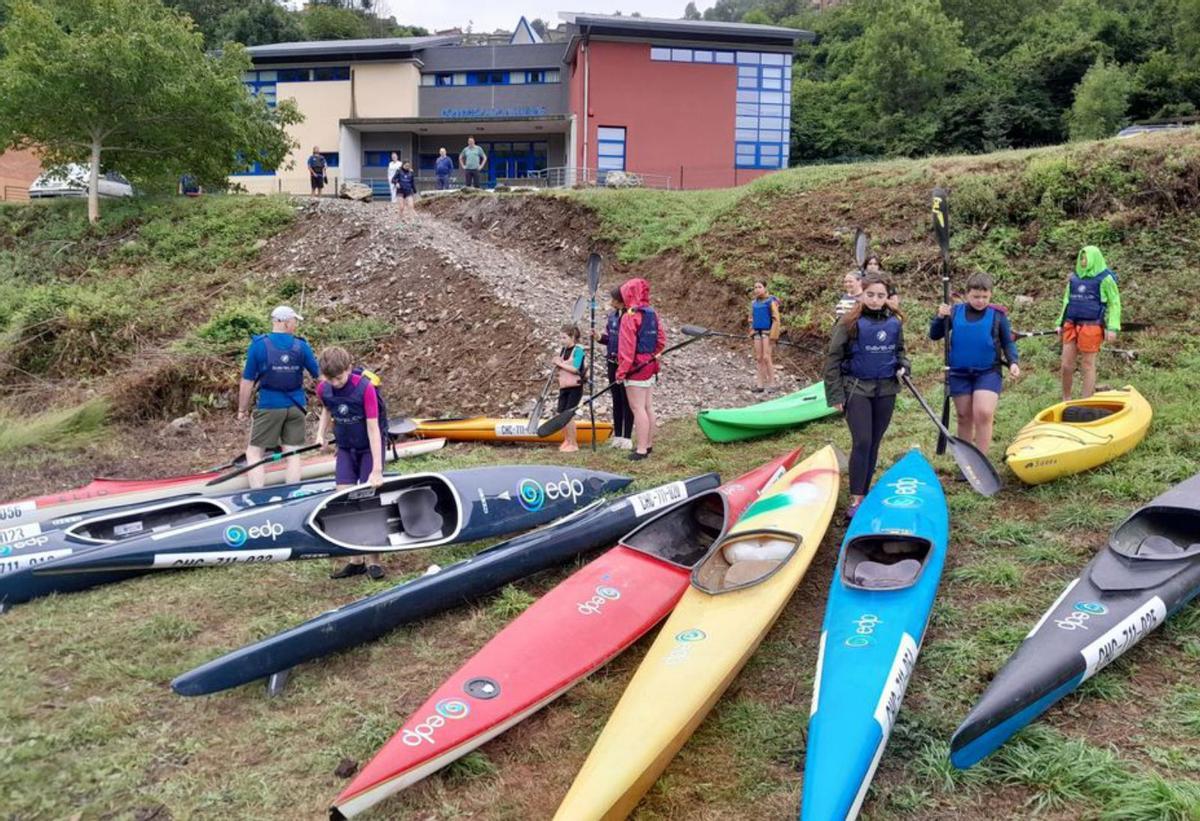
[853,228,869,269]
[680,324,710,337]
[571,295,587,324]
[931,187,951,263]
[949,437,1003,497]
[386,417,417,436]
[536,406,575,438]
[586,252,602,296]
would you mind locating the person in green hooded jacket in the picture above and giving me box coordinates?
[1056,245,1122,400]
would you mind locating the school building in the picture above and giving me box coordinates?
[236,13,811,193]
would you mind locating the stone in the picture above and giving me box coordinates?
[1015,294,1035,307]
[339,181,373,202]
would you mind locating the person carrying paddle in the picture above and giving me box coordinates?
[1057,245,1122,400]
[314,346,387,580]
[749,281,782,392]
[595,287,634,450]
[617,277,667,461]
[554,325,587,453]
[823,273,910,520]
[929,272,1021,457]
[237,306,319,489]
[835,270,863,320]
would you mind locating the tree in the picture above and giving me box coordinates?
[742,8,774,24]
[0,0,301,222]
[301,3,370,39]
[214,0,304,46]
[529,17,550,38]
[683,2,701,20]
[1067,59,1133,139]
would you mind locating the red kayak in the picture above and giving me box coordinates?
[331,448,802,819]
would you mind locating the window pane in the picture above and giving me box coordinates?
[650,47,670,61]
[546,70,559,82]
[420,74,434,86]
[784,54,793,65]
[761,117,785,131]
[735,116,758,129]
[598,156,624,170]
[760,91,785,104]
[759,130,785,143]
[762,78,782,90]
[598,142,624,157]
[738,75,758,89]
[671,48,692,62]
[736,89,759,103]
[762,66,783,78]
[736,103,759,116]
[313,66,349,81]
[760,104,782,117]
[760,145,781,157]
[735,129,757,141]
[510,73,526,85]
[278,68,308,82]
[597,126,626,141]
[324,152,340,167]
[762,53,785,66]
[693,50,713,63]
[736,51,760,64]
[714,51,734,64]
[257,70,277,81]
[737,65,758,78]
[512,142,530,152]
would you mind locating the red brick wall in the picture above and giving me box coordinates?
[0,148,41,201]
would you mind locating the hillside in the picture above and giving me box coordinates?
[2,132,1200,820]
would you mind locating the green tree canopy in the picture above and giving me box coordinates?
[1068,58,1134,138]
[212,0,305,47]
[0,0,301,221]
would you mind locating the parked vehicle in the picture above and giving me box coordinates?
[28,164,134,199]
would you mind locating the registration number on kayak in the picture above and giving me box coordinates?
[151,548,292,568]
[1080,596,1167,681]
[0,548,72,574]
[0,501,36,522]
[495,423,530,438]
[631,481,688,517]
[0,522,42,544]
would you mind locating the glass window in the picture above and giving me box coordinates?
[256,70,277,81]
[453,72,467,85]
[436,73,453,86]
[736,128,758,141]
[598,156,624,170]
[597,142,624,157]
[759,130,785,143]
[760,104,783,117]
[738,75,758,89]
[785,54,793,65]
[762,53,785,66]
[323,152,340,168]
[736,51,761,64]
[597,126,626,141]
[736,116,758,129]
[760,91,786,104]
[762,78,782,90]
[736,103,759,116]
[313,66,349,81]
[277,68,309,83]
[420,74,434,86]
[693,50,713,63]
[512,142,530,152]
[510,72,526,85]
[650,47,670,61]
[760,144,781,157]
[671,48,692,62]
[545,69,560,82]
[714,51,734,64]
[760,117,786,131]
[737,65,758,79]
[762,66,783,79]
[736,90,759,103]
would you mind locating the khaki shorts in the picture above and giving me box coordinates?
[250,407,307,449]
[625,375,658,389]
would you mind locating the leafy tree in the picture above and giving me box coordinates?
[529,17,550,38]
[0,0,301,222]
[742,8,773,24]
[683,2,702,19]
[301,3,370,39]
[1067,58,1133,139]
[214,0,304,46]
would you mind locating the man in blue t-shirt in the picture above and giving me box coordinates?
[434,147,454,190]
[307,146,327,196]
[237,305,320,488]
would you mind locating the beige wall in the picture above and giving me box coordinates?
[352,62,420,119]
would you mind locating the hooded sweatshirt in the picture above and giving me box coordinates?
[616,278,667,381]
[1057,245,1122,331]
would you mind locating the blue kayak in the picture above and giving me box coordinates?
[801,449,949,820]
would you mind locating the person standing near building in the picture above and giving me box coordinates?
[386,152,403,204]
[435,147,454,190]
[308,146,327,196]
[459,137,487,188]
[748,280,781,392]
[237,306,320,489]
[391,160,416,219]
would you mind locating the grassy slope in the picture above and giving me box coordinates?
[3,136,1200,819]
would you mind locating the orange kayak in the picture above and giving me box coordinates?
[413,417,612,445]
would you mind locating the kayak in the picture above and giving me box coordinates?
[172,471,725,698]
[0,437,445,541]
[802,449,949,820]
[950,470,1200,769]
[329,449,802,819]
[1005,386,1151,485]
[554,446,840,820]
[413,417,612,445]
[696,382,837,443]
[1,466,630,607]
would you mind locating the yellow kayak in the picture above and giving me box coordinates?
[413,416,612,445]
[1005,386,1151,485]
[553,446,840,820]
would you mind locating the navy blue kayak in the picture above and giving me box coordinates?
[801,450,949,820]
[951,470,1200,768]
[172,474,718,696]
[1,466,630,607]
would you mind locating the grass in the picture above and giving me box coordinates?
[0,397,108,455]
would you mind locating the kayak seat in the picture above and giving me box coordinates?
[692,532,799,593]
[852,558,923,589]
[842,535,932,591]
[624,495,726,569]
[1062,405,1116,423]
[1135,534,1184,557]
[319,505,391,547]
[723,559,782,588]
[395,487,444,539]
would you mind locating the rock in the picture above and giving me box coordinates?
[339,181,373,202]
[252,238,268,251]
[416,321,428,332]
[166,414,196,435]
[1015,294,1035,307]
[333,758,359,779]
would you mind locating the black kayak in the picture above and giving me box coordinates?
[950,471,1200,768]
[1,466,630,608]
[171,474,718,696]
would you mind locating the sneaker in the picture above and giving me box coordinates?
[622,438,634,450]
[330,562,366,579]
[609,436,623,449]
[629,451,649,461]
[366,564,386,580]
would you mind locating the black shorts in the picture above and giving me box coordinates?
[557,386,584,413]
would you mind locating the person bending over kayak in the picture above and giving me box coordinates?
[237,306,320,489]
[749,281,782,393]
[315,346,386,580]
[1057,245,1122,401]
[823,273,910,521]
[617,277,667,462]
[835,269,863,320]
[554,325,587,454]
[594,287,633,450]
[930,272,1021,457]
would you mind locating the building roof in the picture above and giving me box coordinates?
[246,35,459,63]
[511,16,544,45]
[559,11,812,46]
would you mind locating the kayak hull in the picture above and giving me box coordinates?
[801,450,949,820]
[329,451,802,818]
[950,471,1200,768]
[696,382,837,443]
[414,417,612,445]
[1005,386,1151,485]
[171,473,721,697]
[554,447,840,820]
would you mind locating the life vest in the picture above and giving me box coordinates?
[1064,269,1115,325]
[258,335,305,394]
[751,296,779,331]
[628,306,661,379]
[845,314,901,380]
[605,310,621,360]
[948,304,1002,371]
[318,368,391,453]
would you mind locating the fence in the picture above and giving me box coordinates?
[528,167,673,190]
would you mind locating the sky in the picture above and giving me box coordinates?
[379,1,695,34]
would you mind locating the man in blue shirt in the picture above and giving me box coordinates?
[434,147,454,190]
[307,146,327,196]
[237,305,320,487]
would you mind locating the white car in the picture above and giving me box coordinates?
[28,164,134,198]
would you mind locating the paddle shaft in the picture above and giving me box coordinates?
[931,189,952,455]
[206,441,322,486]
[901,374,1002,497]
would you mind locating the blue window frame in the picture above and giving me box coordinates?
[597,126,626,171]
[320,152,339,168]
[313,66,350,81]
[436,73,454,86]
[277,68,309,83]
[364,151,403,168]
[466,71,508,86]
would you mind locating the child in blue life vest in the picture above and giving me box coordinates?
[554,325,587,453]
[315,345,386,580]
[595,287,633,449]
[1056,245,1122,401]
[929,272,1021,457]
[749,280,782,392]
[823,273,910,520]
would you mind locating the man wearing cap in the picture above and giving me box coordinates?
[237,306,320,488]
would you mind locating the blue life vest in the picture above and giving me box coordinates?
[948,305,1000,371]
[318,369,390,453]
[634,306,659,355]
[259,335,304,394]
[751,296,778,331]
[605,310,621,360]
[1065,270,1115,324]
[846,314,901,380]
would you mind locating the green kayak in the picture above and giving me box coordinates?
[696,382,838,443]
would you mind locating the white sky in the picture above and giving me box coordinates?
[377,2,694,34]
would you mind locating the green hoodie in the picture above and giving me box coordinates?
[1057,245,1122,331]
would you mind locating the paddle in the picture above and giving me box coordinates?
[535,334,705,438]
[931,188,952,455]
[1014,321,1151,339]
[679,324,822,355]
[853,228,869,273]
[900,373,1002,497]
[206,442,322,486]
[587,252,602,452]
[525,295,590,434]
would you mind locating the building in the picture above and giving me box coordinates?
[234,13,810,193]
[0,147,42,201]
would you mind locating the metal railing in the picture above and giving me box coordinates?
[527,166,673,190]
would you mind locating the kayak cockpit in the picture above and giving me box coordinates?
[1111,506,1200,560]
[841,535,932,590]
[310,477,457,550]
[67,499,232,545]
[622,492,729,569]
[691,529,800,594]
[1059,405,1118,423]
